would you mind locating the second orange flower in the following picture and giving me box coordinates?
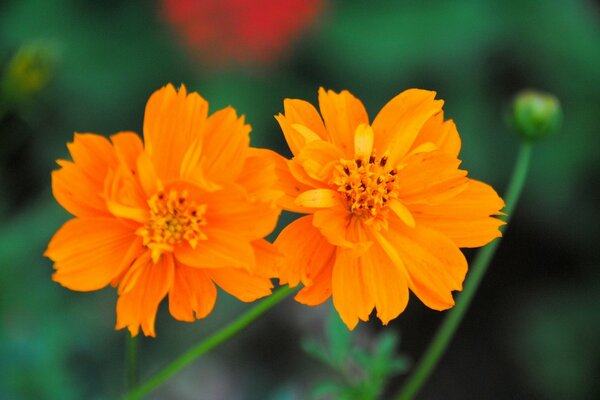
[273,88,505,329]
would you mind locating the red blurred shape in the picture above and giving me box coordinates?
[163,0,323,66]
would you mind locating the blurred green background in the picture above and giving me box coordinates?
[1,0,599,399]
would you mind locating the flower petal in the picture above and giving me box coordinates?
[252,239,282,279]
[354,124,374,160]
[52,162,111,218]
[283,98,329,140]
[294,259,334,306]
[174,229,256,269]
[204,185,280,240]
[388,199,416,227]
[116,252,175,337]
[411,112,461,158]
[295,188,341,209]
[372,89,443,164]
[111,131,144,170]
[275,215,336,287]
[52,133,118,217]
[168,262,217,322]
[360,241,409,325]
[387,222,468,311]
[413,179,505,247]
[266,152,315,213]
[143,84,208,180]
[46,218,138,291]
[331,248,374,330]
[396,151,468,204]
[66,133,117,185]
[318,88,369,157]
[295,140,344,182]
[275,98,329,156]
[237,148,284,203]
[198,107,250,185]
[205,268,273,302]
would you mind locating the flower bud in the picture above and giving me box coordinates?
[510,90,561,142]
[1,43,57,107]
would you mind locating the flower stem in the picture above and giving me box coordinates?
[126,334,139,391]
[123,285,297,400]
[396,142,533,400]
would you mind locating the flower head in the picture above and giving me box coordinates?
[273,88,505,329]
[45,84,282,336]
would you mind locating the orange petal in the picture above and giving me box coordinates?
[46,218,138,291]
[136,151,161,197]
[111,131,144,170]
[295,188,341,209]
[274,215,336,287]
[283,98,329,140]
[52,133,119,217]
[388,199,416,227]
[295,140,344,183]
[360,241,409,325]
[52,162,111,218]
[174,229,256,269]
[288,158,325,189]
[197,107,250,185]
[205,268,273,302]
[116,252,174,337]
[313,210,373,256]
[204,185,281,240]
[275,98,329,156]
[387,222,467,311]
[411,112,461,158]
[294,259,334,306]
[143,84,208,181]
[168,262,217,322]
[396,151,468,204]
[318,88,369,157]
[251,239,282,279]
[105,164,148,223]
[371,89,443,164]
[237,148,284,203]
[261,150,314,214]
[353,124,374,159]
[413,179,505,248]
[331,248,374,330]
[66,133,117,185]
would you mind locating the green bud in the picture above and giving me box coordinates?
[510,90,561,142]
[1,42,58,107]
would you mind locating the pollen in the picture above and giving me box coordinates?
[137,188,208,263]
[332,153,400,221]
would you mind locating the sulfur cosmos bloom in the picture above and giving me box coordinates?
[45,84,282,336]
[273,88,505,329]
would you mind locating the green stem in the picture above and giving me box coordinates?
[126,335,139,390]
[396,142,533,400]
[123,285,297,400]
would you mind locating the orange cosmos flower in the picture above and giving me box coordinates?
[45,84,282,336]
[273,88,505,329]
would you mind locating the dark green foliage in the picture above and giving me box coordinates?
[302,311,409,400]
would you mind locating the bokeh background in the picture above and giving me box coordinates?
[1,0,599,399]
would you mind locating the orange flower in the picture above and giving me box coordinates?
[45,84,282,336]
[273,88,505,329]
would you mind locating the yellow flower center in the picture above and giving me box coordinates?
[333,154,400,220]
[137,189,208,263]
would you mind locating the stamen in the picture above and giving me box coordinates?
[137,188,208,263]
[332,153,400,221]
